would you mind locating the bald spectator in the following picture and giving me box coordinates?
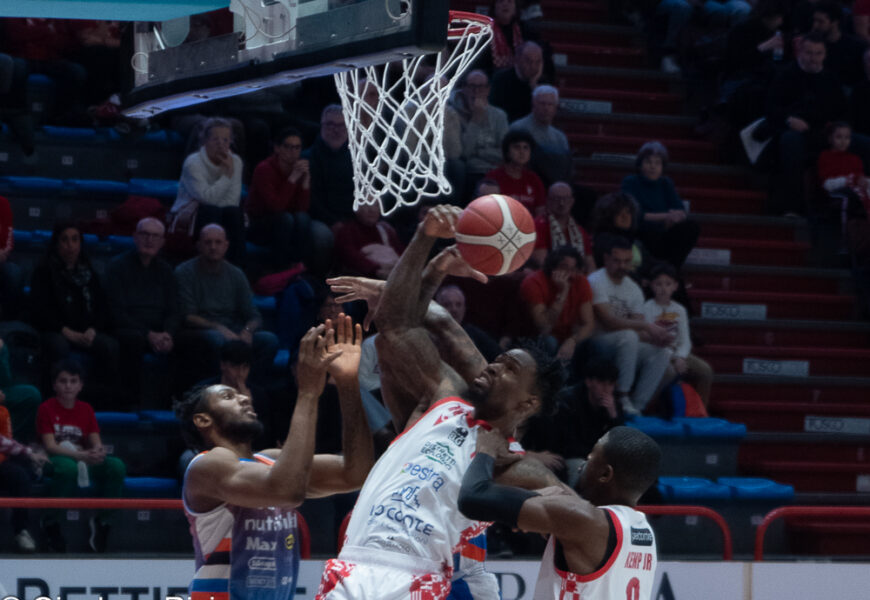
[434,285,501,361]
[170,117,246,265]
[451,70,510,194]
[532,183,596,273]
[490,41,548,122]
[106,218,179,406]
[247,127,333,273]
[510,85,573,184]
[175,225,278,389]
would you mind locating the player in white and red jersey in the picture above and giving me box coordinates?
[318,206,565,600]
[459,426,661,600]
[177,316,374,600]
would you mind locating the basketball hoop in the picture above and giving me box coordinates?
[334,11,493,216]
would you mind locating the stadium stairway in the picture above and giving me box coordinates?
[452,0,870,553]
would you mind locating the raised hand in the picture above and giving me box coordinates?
[431,246,488,284]
[325,313,363,383]
[296,324,341,398]
[327,276,386,331]
[421,205,463,239]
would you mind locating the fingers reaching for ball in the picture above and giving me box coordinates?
[422,205,462,239]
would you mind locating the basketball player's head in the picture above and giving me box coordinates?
[575,426,661,507]
[468,343,564,431]
[177,384,264,451]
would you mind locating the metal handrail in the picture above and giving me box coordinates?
[754,506,870,560]
[639,504,733,560]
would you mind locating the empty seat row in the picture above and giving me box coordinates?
[628,416,748,440]
[658,476,795,502]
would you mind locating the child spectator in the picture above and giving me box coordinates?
[36,360,126,553]
[641,264,714,408]
[818,121,870,214]
[485,129,546,216]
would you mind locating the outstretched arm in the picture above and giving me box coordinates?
[307,314,374,497]
[185,325,338,509]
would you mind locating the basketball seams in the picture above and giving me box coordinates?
[455,194,537,275]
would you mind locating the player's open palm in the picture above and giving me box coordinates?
[297,324,340,397]
[432,246,488,284]
[326,313,363,382]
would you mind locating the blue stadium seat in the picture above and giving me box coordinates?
[626,416,686,438]
[109,235,136,253]
[253,295,277,312]
[139,410,180,426]
[32,230,52,244]
[26,74,54,89]
[42,126,99,141]
[141,130,185,147]
[128,178,179,199]
[673,417,747,440]
[95,412,140,429]
[717,477,795,501]
[123,476,179,498]
[3,176,64,193]
[66,179,129,195]
[12,230,33,244]
[658,476,732,501]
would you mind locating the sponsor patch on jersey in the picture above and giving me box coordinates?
[448,426,469,447]
[421,441,457,469]
[630,526,654,546]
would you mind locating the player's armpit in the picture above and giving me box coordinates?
[375,326,464,430]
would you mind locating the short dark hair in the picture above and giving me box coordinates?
[501,129,536,163]
[649,262,679,282]
[51,359,84,383]
[274,126,303,146]
[516,340,565,417]
[598,233,633,255]
[635,141,669,171]
[813,0,842,23]
[584,359,619,383]
[543,245,583,277]
[220,340,253,365]
[175,385,214,451]
[753,0,788,19]
[826,120,851,138]
[601,426,661,497]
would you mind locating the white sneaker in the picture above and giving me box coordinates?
[14,529,36,553]
[661,55,681,74]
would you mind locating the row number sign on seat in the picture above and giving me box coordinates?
[804,415,870,435]
[701,303,768,320]
[742,358,810,377]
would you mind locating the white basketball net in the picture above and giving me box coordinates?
[334,12,493,216]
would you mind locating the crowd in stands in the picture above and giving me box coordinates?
[13,0,842,555]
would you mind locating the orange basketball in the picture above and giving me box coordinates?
[455,194,537,275]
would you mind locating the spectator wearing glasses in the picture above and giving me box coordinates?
[105,217,180,407]
[248,127,334,273]
[450,69,510,199]
[304,105,356,226]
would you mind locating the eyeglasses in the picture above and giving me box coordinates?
[465,83,489,90]
[280,143,303,150]
[322,121,347,129]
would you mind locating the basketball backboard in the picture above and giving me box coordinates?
[122,0,450,118]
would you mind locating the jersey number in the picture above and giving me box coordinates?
[626,577,640,600]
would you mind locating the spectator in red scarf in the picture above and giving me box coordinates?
[532,183,596,273]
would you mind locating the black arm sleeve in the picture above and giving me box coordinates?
[458,453,540,528]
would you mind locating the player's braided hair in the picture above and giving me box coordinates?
[516,339,565,416]
[174,385,213,452]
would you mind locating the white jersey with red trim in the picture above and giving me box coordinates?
[533,505,657,600]
[341,397,497,569]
